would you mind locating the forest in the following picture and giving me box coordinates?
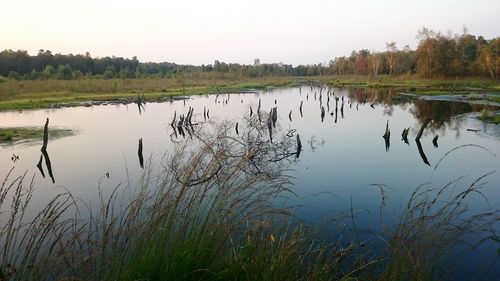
[0,28,498,80]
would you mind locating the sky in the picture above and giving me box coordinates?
[1,0,499,65]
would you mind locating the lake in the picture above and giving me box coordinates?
[1,86,499,279]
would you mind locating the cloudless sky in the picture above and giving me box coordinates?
[1,0,499,65]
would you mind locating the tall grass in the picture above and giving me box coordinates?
[0,117,498,280]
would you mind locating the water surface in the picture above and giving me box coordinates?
[1,86,499,279]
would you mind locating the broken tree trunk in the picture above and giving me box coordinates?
[41,118,49,152]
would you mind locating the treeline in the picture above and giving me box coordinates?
[0,28,498,80]
[329,28,499,78]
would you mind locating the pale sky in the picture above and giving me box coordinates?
[1,0,499,65]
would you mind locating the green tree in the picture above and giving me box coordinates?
[386,42,397,75]
[103,65,117,79]
[7,71,20,80]
[57,64,73,80]
[41,65,56,79]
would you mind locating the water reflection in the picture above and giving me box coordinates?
[36,118,55,183]
[416,139,431,166]
[138,138,144,169]
[383,120,390,152]
[401,128,410,145]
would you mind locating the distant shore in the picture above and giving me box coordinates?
[1,75,499,111]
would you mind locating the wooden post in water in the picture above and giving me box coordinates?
[297,134,302,152]
[383,120,390,139]
[138,138,144,168]
[272,107,277,128]
[41,118,49,152]
[267,115,273,142]
[432,135,439,148]
[401,127,410,144]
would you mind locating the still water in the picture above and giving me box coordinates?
[1,86,499,279]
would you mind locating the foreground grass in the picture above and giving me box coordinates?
[0,127,73,143]
[1,75,499,111]
[0,118,498,281]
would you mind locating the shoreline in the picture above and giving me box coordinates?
[1,75,499,111]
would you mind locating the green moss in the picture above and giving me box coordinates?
[480,110,500,124]
[0,127,73,144]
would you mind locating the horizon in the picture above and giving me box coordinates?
[1,0,499,66]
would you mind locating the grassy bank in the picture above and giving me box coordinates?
[0,75,499,111]
[0,76,300,111]
[324,74,500,91]
[480,110,500,124]
[0,127,73,144]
